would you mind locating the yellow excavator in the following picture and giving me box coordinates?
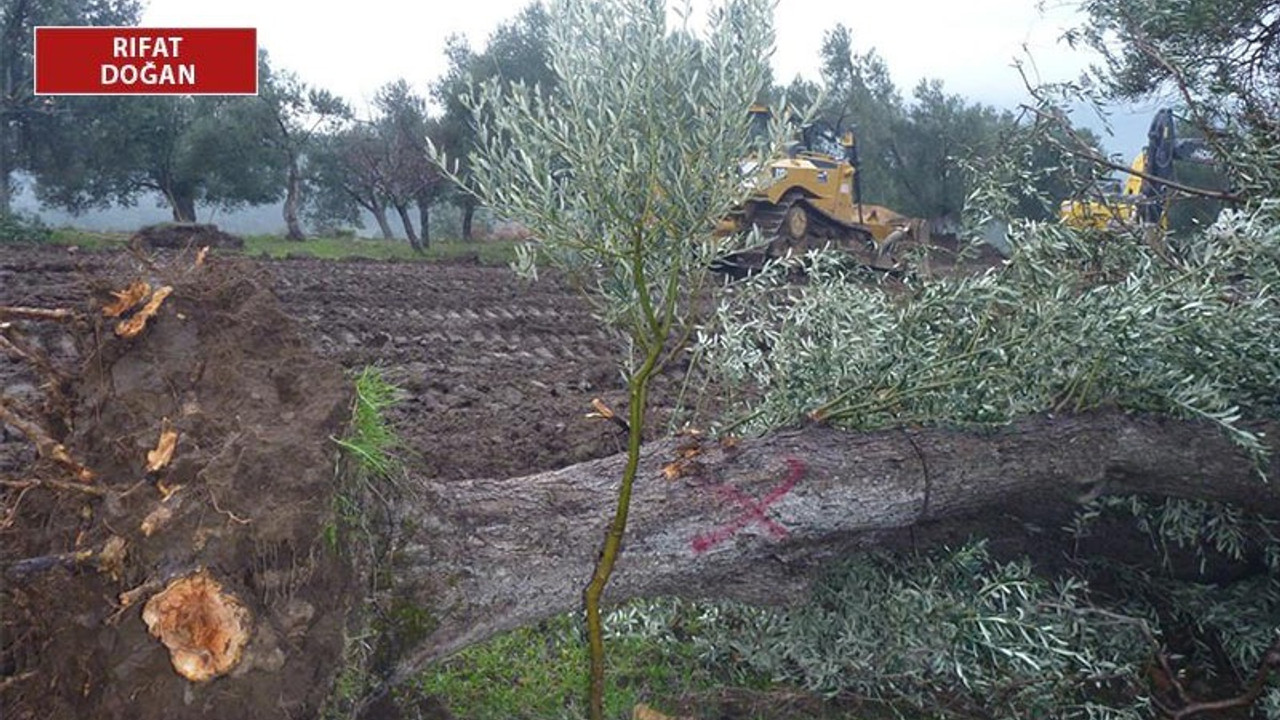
[713,105,921,275]
[1060,109,1214,230]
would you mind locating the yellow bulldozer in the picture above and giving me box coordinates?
[713,105,922,275]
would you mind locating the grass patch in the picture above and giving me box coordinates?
[242,234,522,265]
[333,366,402,479]
[324,365,402,557]
[36,226,521,265]
[45,227,131,248]
[323,367,406,718]
[0,212,54,243]
[413,600,773,720]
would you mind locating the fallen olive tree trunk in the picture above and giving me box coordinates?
[387,411,1280,685]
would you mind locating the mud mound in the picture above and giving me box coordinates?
[1,253,352,719]
[132,223,245,250]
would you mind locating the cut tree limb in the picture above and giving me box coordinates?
[0,306,77,323]
[385,410,1279,686]
[0,399,94,481]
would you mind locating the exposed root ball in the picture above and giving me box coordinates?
[142,570,252,682]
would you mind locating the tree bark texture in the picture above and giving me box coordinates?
[168,191,197,223]
[0,127,12,217]
[386,412,1280,685]
[0,0,23,218]
[283,159,305,241]
[395,202,422,252]
[416,197,431,248]
[371,203,395,240]
[461,201,475,241]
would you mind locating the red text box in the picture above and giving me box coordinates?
[34,27,257,95]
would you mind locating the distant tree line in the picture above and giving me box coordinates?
[2,0,1113,247]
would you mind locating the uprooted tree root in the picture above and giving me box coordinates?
[1148,634,1280,720]
[0,252,355,720]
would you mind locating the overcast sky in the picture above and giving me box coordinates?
[138,0,1091,107]
[134,0,1158,153]
[19,0,1162,230]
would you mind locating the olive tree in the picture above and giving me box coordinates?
[451,0,774,715]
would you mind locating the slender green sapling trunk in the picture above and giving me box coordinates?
[445,0,776,714]
[583,353,658,719]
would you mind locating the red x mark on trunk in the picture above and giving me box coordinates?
[691,457,805,554]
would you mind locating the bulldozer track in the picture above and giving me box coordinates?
[747,197,793,237]
[718,193,882,275]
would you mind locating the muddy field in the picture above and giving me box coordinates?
[0,243,726,720]
[272,256,713,480]
[1,245,705,485]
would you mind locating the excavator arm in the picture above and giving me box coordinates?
[1064,108,1217,229]
[1132,109,1217,224]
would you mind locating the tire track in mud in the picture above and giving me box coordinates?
[261,258,692,482]
[1,248,704,484]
